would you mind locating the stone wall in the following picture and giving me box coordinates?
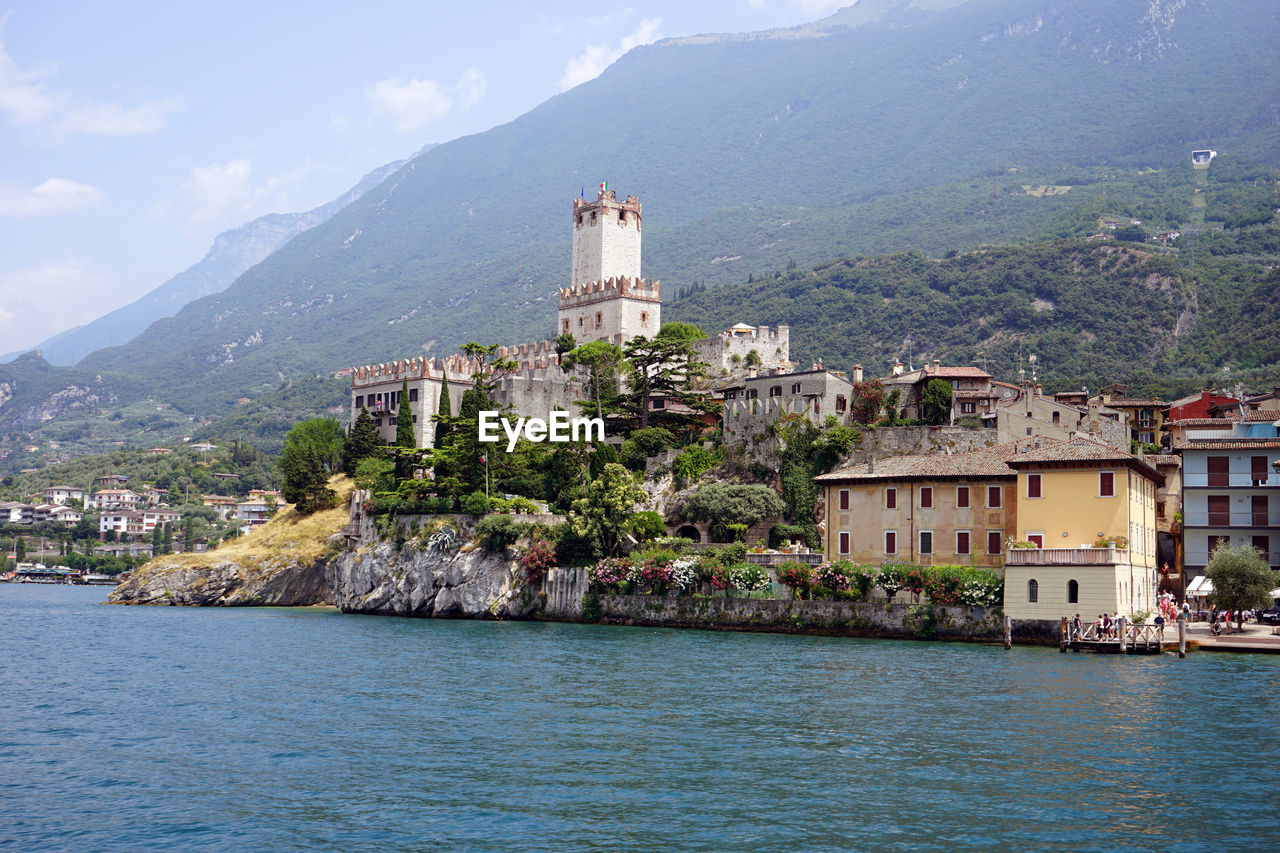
[593,594,1008,641]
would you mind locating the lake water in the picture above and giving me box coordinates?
[2,584,1278,851]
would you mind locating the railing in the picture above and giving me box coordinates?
[1065,621,1167,645]
[1183,473,1279,488]
[1005,547,1127,566]
[1183,511,1280,528]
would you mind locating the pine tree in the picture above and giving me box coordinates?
[342,407,381,475]
[162,523,173,555]
[433,375,453,449]
[394,379,416,481]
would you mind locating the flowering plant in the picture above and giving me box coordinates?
[815,561,852,592]
[520,539,557,584]
[732,563,771,592]
[591,557,631,588]
[709,566,734,591]
[777,562,814,599]
[669,558,698,592]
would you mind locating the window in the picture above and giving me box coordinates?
[640,311,648,325]
[1252,495,1268,527]
[1253,535,1270,558]
[1027,473,1042,499]
[839,531,850,555]
[886,488,897,509]
[1027,533,1044,548]
[885,531,897,555]
[769,385,782,397]
[957,486,970,508]
[839,489,849,511]
[595,312,603,329]
[1052,411,1060,425]
[961,401,975,414]
[956,530,970,554]
[619,210,626,223]
[408,388,418,402]
[987,485,1002,508]
[920,487,933,508]
[1067,579,1079,604]
[836,395,847,413]
[651,398,665,410]
[987,530,1002,555]
[1099,471,1114,497]
[919,530,933,554]
[355,395,364,408]
[745,389,758,400]
[1253,456,1270,485]
[1207,495,1230,527]
[1207,456,1229,487]
[725,391,736,400]
[1027,579,1039,603]
[389,417,398,425]
[1210,535,1230,556]
[791,383,801,394]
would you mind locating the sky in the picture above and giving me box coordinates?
[0,0,851,356]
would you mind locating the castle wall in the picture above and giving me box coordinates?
[695,325,790,382]
[557,276,660,344]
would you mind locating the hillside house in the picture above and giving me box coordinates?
[721,368,853,443]
[41,486,83,505]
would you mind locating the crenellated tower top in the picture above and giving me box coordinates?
[570,188,642,291]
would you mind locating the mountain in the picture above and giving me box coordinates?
[1,160,406,367]
[2,0,1278,471]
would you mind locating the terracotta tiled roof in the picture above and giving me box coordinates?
[815,438,1057,483]
[1106,397,1168,407]
[1243,409,1280,422]
[927,366,991,378]
[1178,439,1280,451]
[1005,438,1164,484]
[952,389,995,399]
[1166,417,1234,427]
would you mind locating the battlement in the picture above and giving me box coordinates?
[573,190,641,224]
[349,354,477,388]
[558,276,661,308]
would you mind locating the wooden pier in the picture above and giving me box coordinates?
[1058,617,1180,655]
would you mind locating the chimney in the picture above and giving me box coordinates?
[867,456,875,473]
[852,364,864,384]
[932,359,941,371]
[892,360,904,376]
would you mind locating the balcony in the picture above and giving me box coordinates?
[1183,473,1279,488]
[1183,511,1280,528]
[1005,547,1127,566]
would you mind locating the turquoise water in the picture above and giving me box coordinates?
[2,585,1278,851]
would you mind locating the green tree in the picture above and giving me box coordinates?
[561,340,625,420]
[623,328,711,430]
[184,521,195,553]
[161,523,173,555]
[394,378,416,481]
[571,463,646,556]
[15,537,26,563]
[850,379,887,424]
[433,375,453,448]
[921,379,953,426]
[280,418,343,515]
[342,407,381,475]
[681,484,784,529]
[1206,543,1277,628]
[554,332,577,358]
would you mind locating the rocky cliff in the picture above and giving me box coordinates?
[328,541,536,619]
[109,554,332,607]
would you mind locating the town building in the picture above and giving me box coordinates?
[1175,419,1280,582]
[881,362,1001,421]
[813,440,1040,567]
[85,489,141,511]
[1001,439,1163,621]
[1092,383,1167,446]
[693,323,791,387]
[721,368,853,444]
[41,486,84,505]
[201,495,237,520]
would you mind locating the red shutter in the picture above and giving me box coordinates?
[1099,471,1114,497]
[988,486,1002,508]
[957,531,970,554]
[988,531,1002,554]
[886,488,896,509]
[839,532,850,555]
[1028,474,1041,498]
[839,489,849,511]
[920,487,933,508]
[957,486,969,508]
[1207,456,1229,487]
[885,531,897,554]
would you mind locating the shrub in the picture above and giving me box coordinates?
[850,565,878,601]
[462,490,490,515]
[777,562,814,599]
[815,561,853,593]
[717,541,748,567]
[878,562,907,602]
[630,511,667,542]
[731,563,771,593]
[521,539,557,584]
[591,557,631,590]
[476,515,525,551]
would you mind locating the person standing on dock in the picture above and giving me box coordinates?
[1072,613,1082,640]
[1154,612,1165,641]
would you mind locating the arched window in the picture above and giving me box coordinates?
[1027,579,1039,603]
[1067,579,1079,604]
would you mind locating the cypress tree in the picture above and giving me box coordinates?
[433,375,453,448]
[394,379,416,481]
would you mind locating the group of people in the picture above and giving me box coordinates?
[1069,609,1174,641]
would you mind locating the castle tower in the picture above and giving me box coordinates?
[558,188,660,344]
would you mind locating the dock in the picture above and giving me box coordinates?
[1058,618,1177,655]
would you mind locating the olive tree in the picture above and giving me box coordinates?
[1206,543,1277,629]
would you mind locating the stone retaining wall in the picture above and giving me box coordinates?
[593,594,1009,641]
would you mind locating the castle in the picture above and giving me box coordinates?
[345,189,783,446]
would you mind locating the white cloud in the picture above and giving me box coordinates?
[0,178,104,217]
[791,0,854,16]
[0,23,175,136]
[0,259,110,350]
[365,67,488,132]
[560,18,660,91]
[179,156,327,238]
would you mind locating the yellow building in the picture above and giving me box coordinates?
[1002,439,1164,621]
[814,441,1040,567]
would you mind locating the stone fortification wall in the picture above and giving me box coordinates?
[557,276,660,344]
[695,325,790,382]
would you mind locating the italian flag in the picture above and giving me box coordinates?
[599,181,608,193]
